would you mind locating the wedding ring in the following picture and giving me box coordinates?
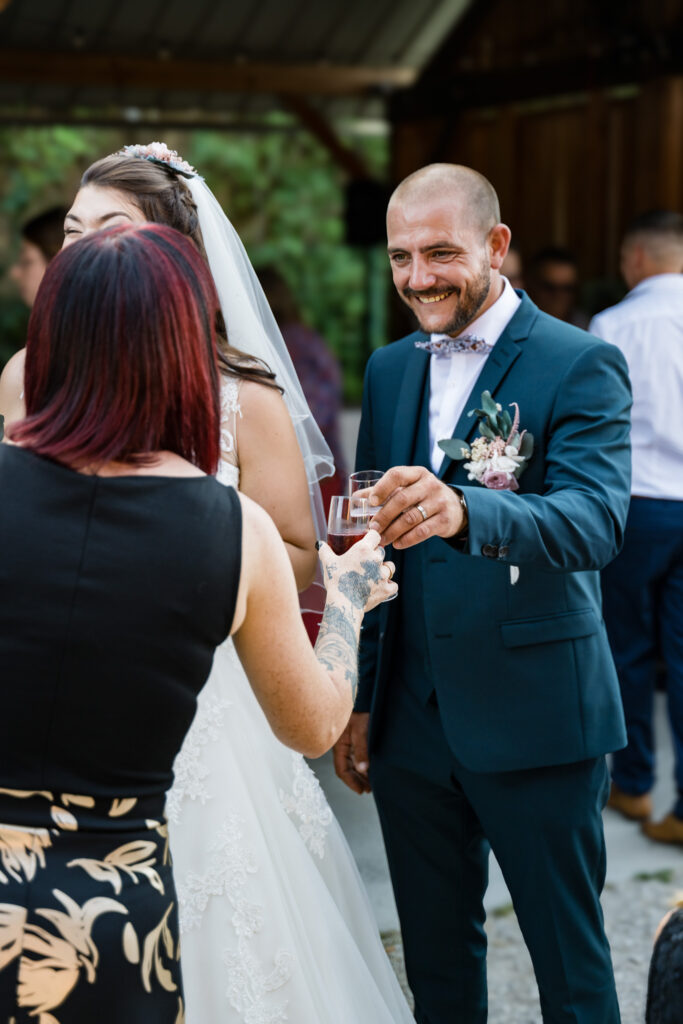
[416,504,428,522]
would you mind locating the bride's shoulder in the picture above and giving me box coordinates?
[0,347,26,394]
[235,375,286,420]
[0,347,27,425]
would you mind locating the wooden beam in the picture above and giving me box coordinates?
[283,96,370,179]
[0,49,416,97]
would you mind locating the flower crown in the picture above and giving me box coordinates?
[120,142,197,179]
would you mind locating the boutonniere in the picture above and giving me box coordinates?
[438,390,534,492]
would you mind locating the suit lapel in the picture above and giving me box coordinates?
[437,293,538,481]
[389,339,431,469]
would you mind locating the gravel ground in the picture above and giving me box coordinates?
[383,866,683,1022]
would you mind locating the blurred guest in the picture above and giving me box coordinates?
[528,245,589,327]
[258,265,348,491]
[0,222,392,1021]
[8,206,68,307]
[501,241,524,289]
[591,210,683,845]
[646,904,683,1023]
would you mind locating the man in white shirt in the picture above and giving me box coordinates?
[334,163,632,1023]
[590,210,683,845]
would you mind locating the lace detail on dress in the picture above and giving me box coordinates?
[177,815,293,1023]
[220,377,241,452]
[279,754,332,859]
[166,694,232,826]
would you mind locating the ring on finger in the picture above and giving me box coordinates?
[416,503,428,522]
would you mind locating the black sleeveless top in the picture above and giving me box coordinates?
[0,444,241,799]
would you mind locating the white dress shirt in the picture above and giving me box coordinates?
[428,278,522,473]
[589,274,683,500]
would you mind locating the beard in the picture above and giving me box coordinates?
[404,264,491,336]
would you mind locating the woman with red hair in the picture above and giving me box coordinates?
[0,223,395,1024]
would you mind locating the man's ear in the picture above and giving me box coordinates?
[488,224,512,270]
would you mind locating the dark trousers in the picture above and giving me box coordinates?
[370,684,619,1024]
[601,496,683,818]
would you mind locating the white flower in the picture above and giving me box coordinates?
[464,459,487,480]
[490,454,521,473]
[504,445,520,458]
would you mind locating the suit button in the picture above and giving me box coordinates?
[499,545,509,558]
[481,544,498,558]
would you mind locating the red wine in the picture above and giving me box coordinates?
[328,530,366,555]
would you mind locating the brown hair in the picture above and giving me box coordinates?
[23,206,70,261]
[80,154,281,392]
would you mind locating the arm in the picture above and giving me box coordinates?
[369,341,632,572]
[236,379,318,590]
[0,349,26,433]
[231,495,396,758]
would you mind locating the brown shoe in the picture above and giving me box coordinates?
[642,813,683,845]
[606,782,652,821]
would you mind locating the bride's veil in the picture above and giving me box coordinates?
[185,175,333,611]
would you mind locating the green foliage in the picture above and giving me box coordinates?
[185,122,388,401]
[0,122,389,400]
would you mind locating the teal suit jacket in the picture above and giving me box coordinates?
[356,294,632,773]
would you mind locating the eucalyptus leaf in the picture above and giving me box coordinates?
[468,407,486,420]
[501,411,512,435]
[519,432,535,459]
[479,423,496,440]
[482,391,498,417]
[438,438,471,460]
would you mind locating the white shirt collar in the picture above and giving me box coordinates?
[627,273,683,299]
[430,276,521,349]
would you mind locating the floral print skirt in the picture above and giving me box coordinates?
[0,788,184,1024]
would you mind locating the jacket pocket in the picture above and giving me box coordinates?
[500,608,598,648]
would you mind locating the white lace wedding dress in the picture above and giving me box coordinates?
[166,378,413,1024]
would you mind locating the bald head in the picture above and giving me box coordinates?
[388,164,501,235]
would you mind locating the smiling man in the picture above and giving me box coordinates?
[333,164,633,1024]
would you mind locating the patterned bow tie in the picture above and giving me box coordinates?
[415,334,492,356]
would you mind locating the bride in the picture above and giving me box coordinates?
[0,143,414,1024]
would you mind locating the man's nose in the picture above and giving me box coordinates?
[408,257,436,291]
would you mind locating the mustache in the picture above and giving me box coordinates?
[402,286,459,300]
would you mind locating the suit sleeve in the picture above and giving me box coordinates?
[451,340,632,572]
[354,356,381,712]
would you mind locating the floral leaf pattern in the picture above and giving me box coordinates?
[0,788,182,1021]
[0,825,52,884]
[0,902,26,970]
[68,840,164,896]
[141,903,178,994]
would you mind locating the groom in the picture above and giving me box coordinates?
[334,164,632,1023]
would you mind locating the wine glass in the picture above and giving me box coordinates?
[327,495,372,555]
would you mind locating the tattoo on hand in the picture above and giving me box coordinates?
[338,570,372,610]
[360,560,382,583]
[315,602,359,701]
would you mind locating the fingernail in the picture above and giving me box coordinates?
[357,761,369,772]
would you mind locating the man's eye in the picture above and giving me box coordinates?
[391,254,408,264]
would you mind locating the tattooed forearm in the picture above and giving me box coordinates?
[315,602,360,701]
